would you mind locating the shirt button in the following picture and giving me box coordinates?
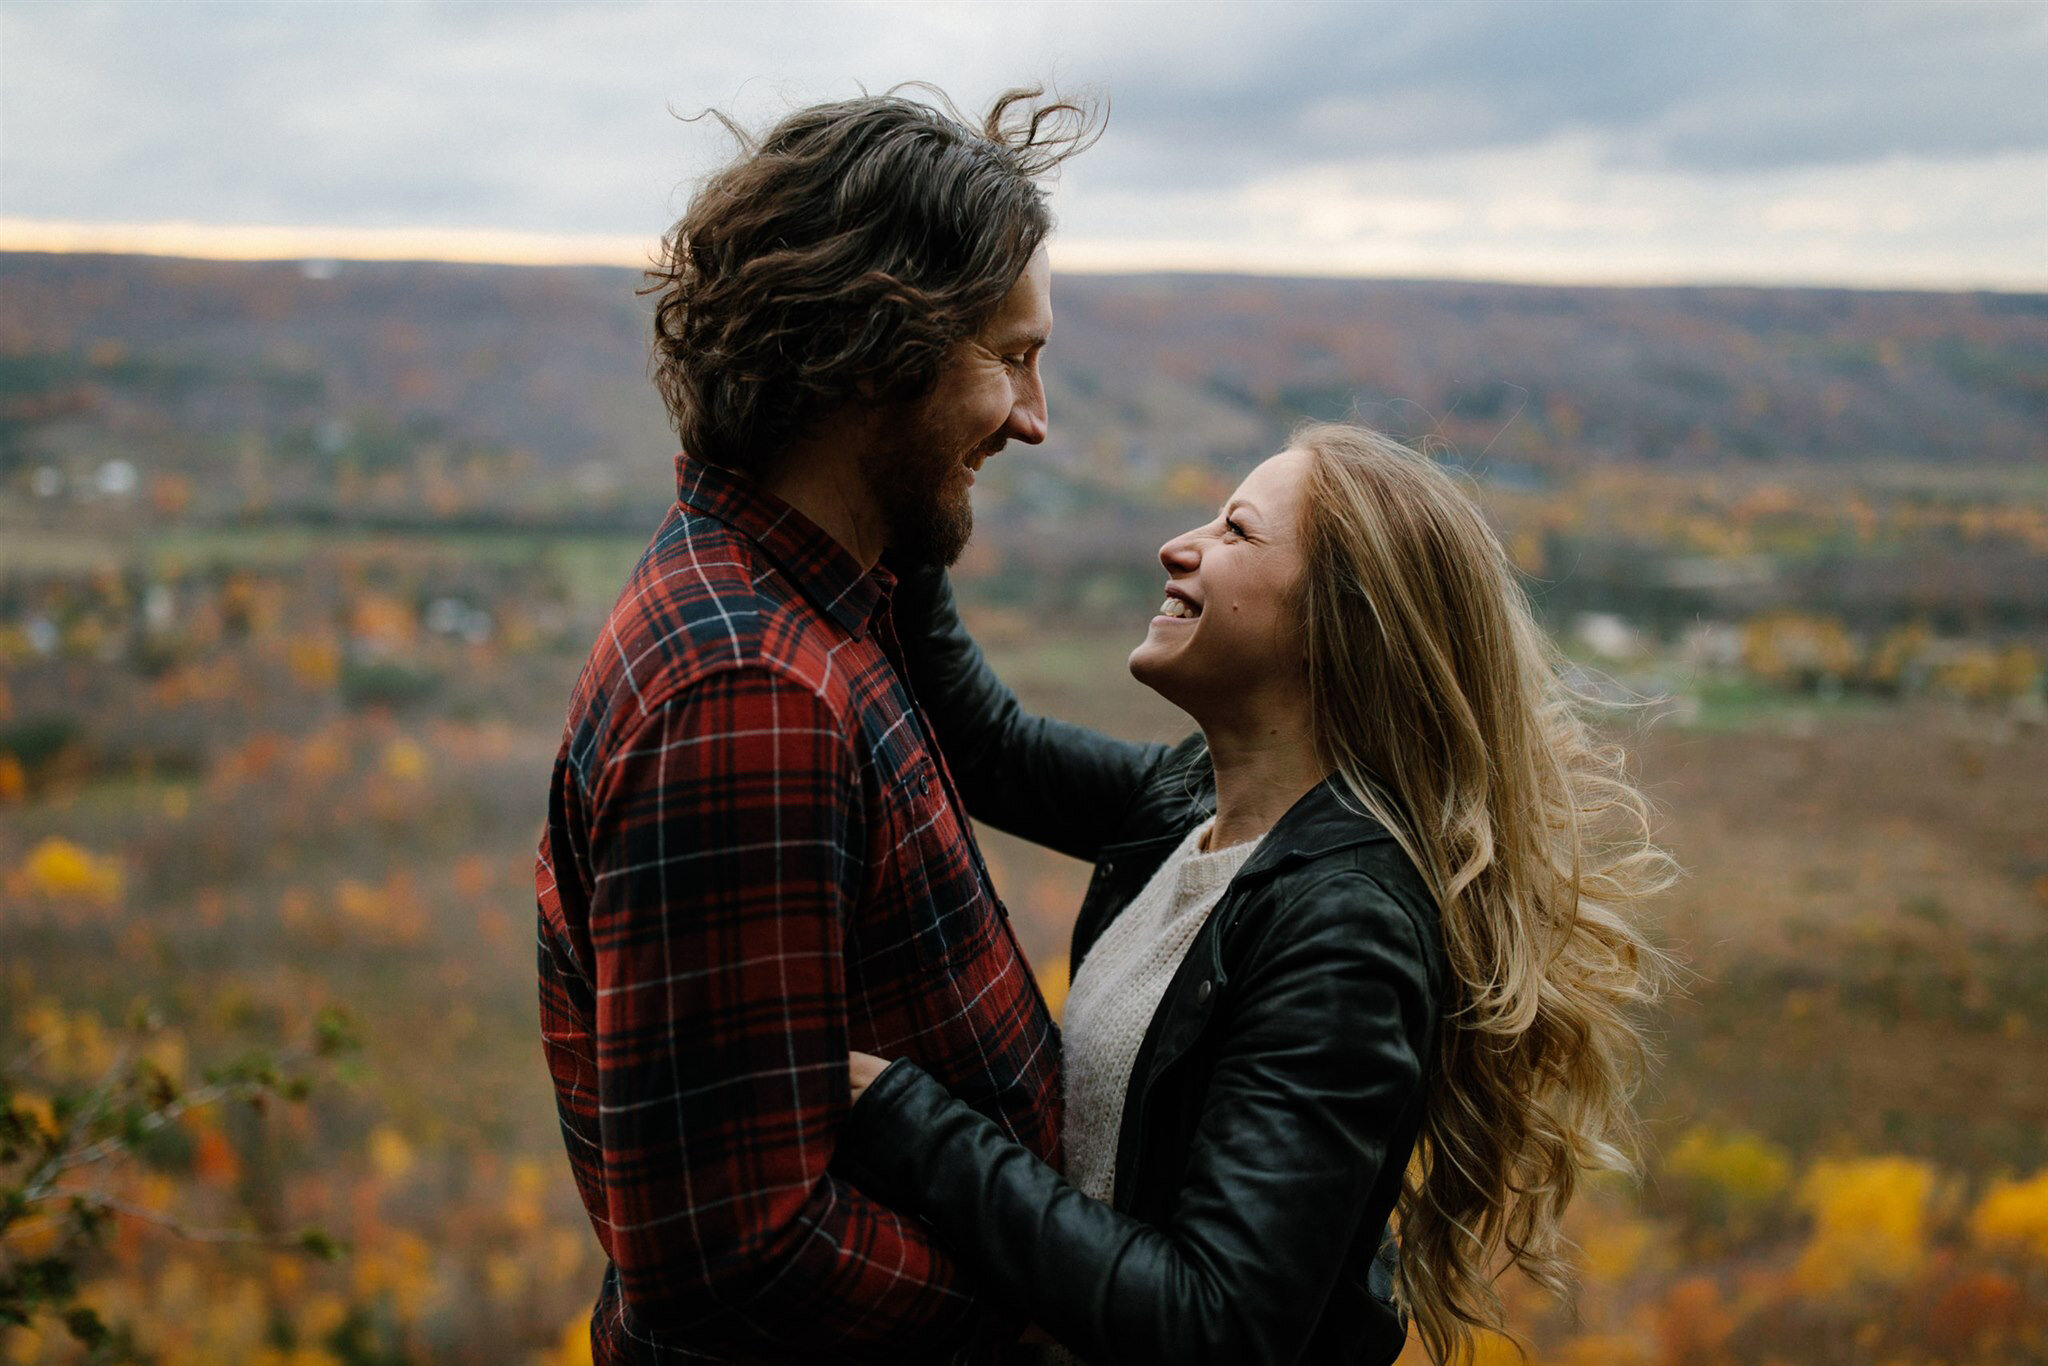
[1101,862,1115,876]
[1196,980,1213,1005]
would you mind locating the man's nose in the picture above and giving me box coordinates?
[1005,368,1048,445]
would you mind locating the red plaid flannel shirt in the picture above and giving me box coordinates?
[536,454,1062,1364]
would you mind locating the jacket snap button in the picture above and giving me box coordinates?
[1196,979,1213,1005]
[1101,862,1115,876]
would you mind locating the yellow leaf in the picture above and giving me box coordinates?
[4,1324,45,1365]
[1036,955,1070,1023]
[1971,1167,2048,1259]
[368,1124,415,1181]
[553,1315,594,1366]
[381,738,428,781]
[485,1251,523,1303]
[22,836,123,904]
[1794,1156,1935,1292]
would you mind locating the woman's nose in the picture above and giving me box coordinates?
[1159,531,1199,573]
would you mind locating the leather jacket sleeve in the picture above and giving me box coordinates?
[838,869,1435,1366]
[888,564,1170,863]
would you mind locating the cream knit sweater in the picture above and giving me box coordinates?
[1059,819,1258,1206]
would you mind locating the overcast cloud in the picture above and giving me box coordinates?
[4,0,2045,287]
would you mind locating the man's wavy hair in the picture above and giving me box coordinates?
[646,85,1100,474]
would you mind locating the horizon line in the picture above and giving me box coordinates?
[3,217,2042,296]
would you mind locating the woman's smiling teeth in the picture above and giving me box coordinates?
[1160,596,1199,619]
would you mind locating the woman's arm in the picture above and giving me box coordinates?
[889,563,1170,862]
[839,871,1435,1366]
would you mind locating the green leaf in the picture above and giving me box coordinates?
[65,1305,111,1348]
[296,1228,347,1262]
[117,1102,154,1146]
[69,1198,112,1244]
[18,1255,78,1299]
[133,1060,179,1110]
[313,1007,362,1057]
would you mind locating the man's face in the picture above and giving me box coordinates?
[867,247,1052,565]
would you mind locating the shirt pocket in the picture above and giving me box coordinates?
[909,769,1004,973]
[865,718,997,973]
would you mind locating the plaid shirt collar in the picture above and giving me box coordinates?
[674,452,892,640]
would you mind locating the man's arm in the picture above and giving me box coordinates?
[888,563,1169,860]
[586,663,986,1359]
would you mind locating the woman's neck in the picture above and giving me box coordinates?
[1198,704,1326,851]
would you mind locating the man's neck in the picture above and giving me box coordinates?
[1199,703,1325,851]
[759,416,886,570]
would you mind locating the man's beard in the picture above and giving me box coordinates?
[882,477,972,568]
[864,420,992,569]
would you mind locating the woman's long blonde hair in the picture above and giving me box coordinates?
[1292,423,1676,1362]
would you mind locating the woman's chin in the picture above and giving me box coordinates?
[1127,645,1185,711]
[1127,638,1163,684]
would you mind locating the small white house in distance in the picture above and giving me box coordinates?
[1573,612,1640,661]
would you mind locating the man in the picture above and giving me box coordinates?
[535,88,1097,1363]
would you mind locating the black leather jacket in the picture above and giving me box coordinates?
[842,568,1446,1366]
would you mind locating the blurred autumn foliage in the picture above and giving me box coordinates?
[1,540,611,1362]
[3,999,357,1357]
[4,255,2046,1361]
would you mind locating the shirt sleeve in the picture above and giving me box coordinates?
[585,662,987,1359]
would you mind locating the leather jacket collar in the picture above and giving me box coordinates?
[1108,735,1399,889]
[1234,776,1400,886]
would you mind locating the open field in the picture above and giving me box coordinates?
[3,252,2045,1360]
[3,517,2045,1363]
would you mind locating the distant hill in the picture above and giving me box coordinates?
[3,252,2044,490]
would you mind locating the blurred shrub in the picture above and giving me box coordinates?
[1794,1156,1937,1292]
[1972,1167,2048,1259]
[21,838,123,906]
[1,1001,358,1356]
[1663,1126,1793,1243]
[0,717,83,775]
[339,659,440,710]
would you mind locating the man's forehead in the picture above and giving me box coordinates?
[986,254,1053,341]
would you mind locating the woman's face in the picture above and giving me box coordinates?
[1128,447,1312,724]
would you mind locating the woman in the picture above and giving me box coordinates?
[842,423,1674,1365]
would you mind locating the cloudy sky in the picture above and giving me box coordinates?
[5,0,2046,288]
